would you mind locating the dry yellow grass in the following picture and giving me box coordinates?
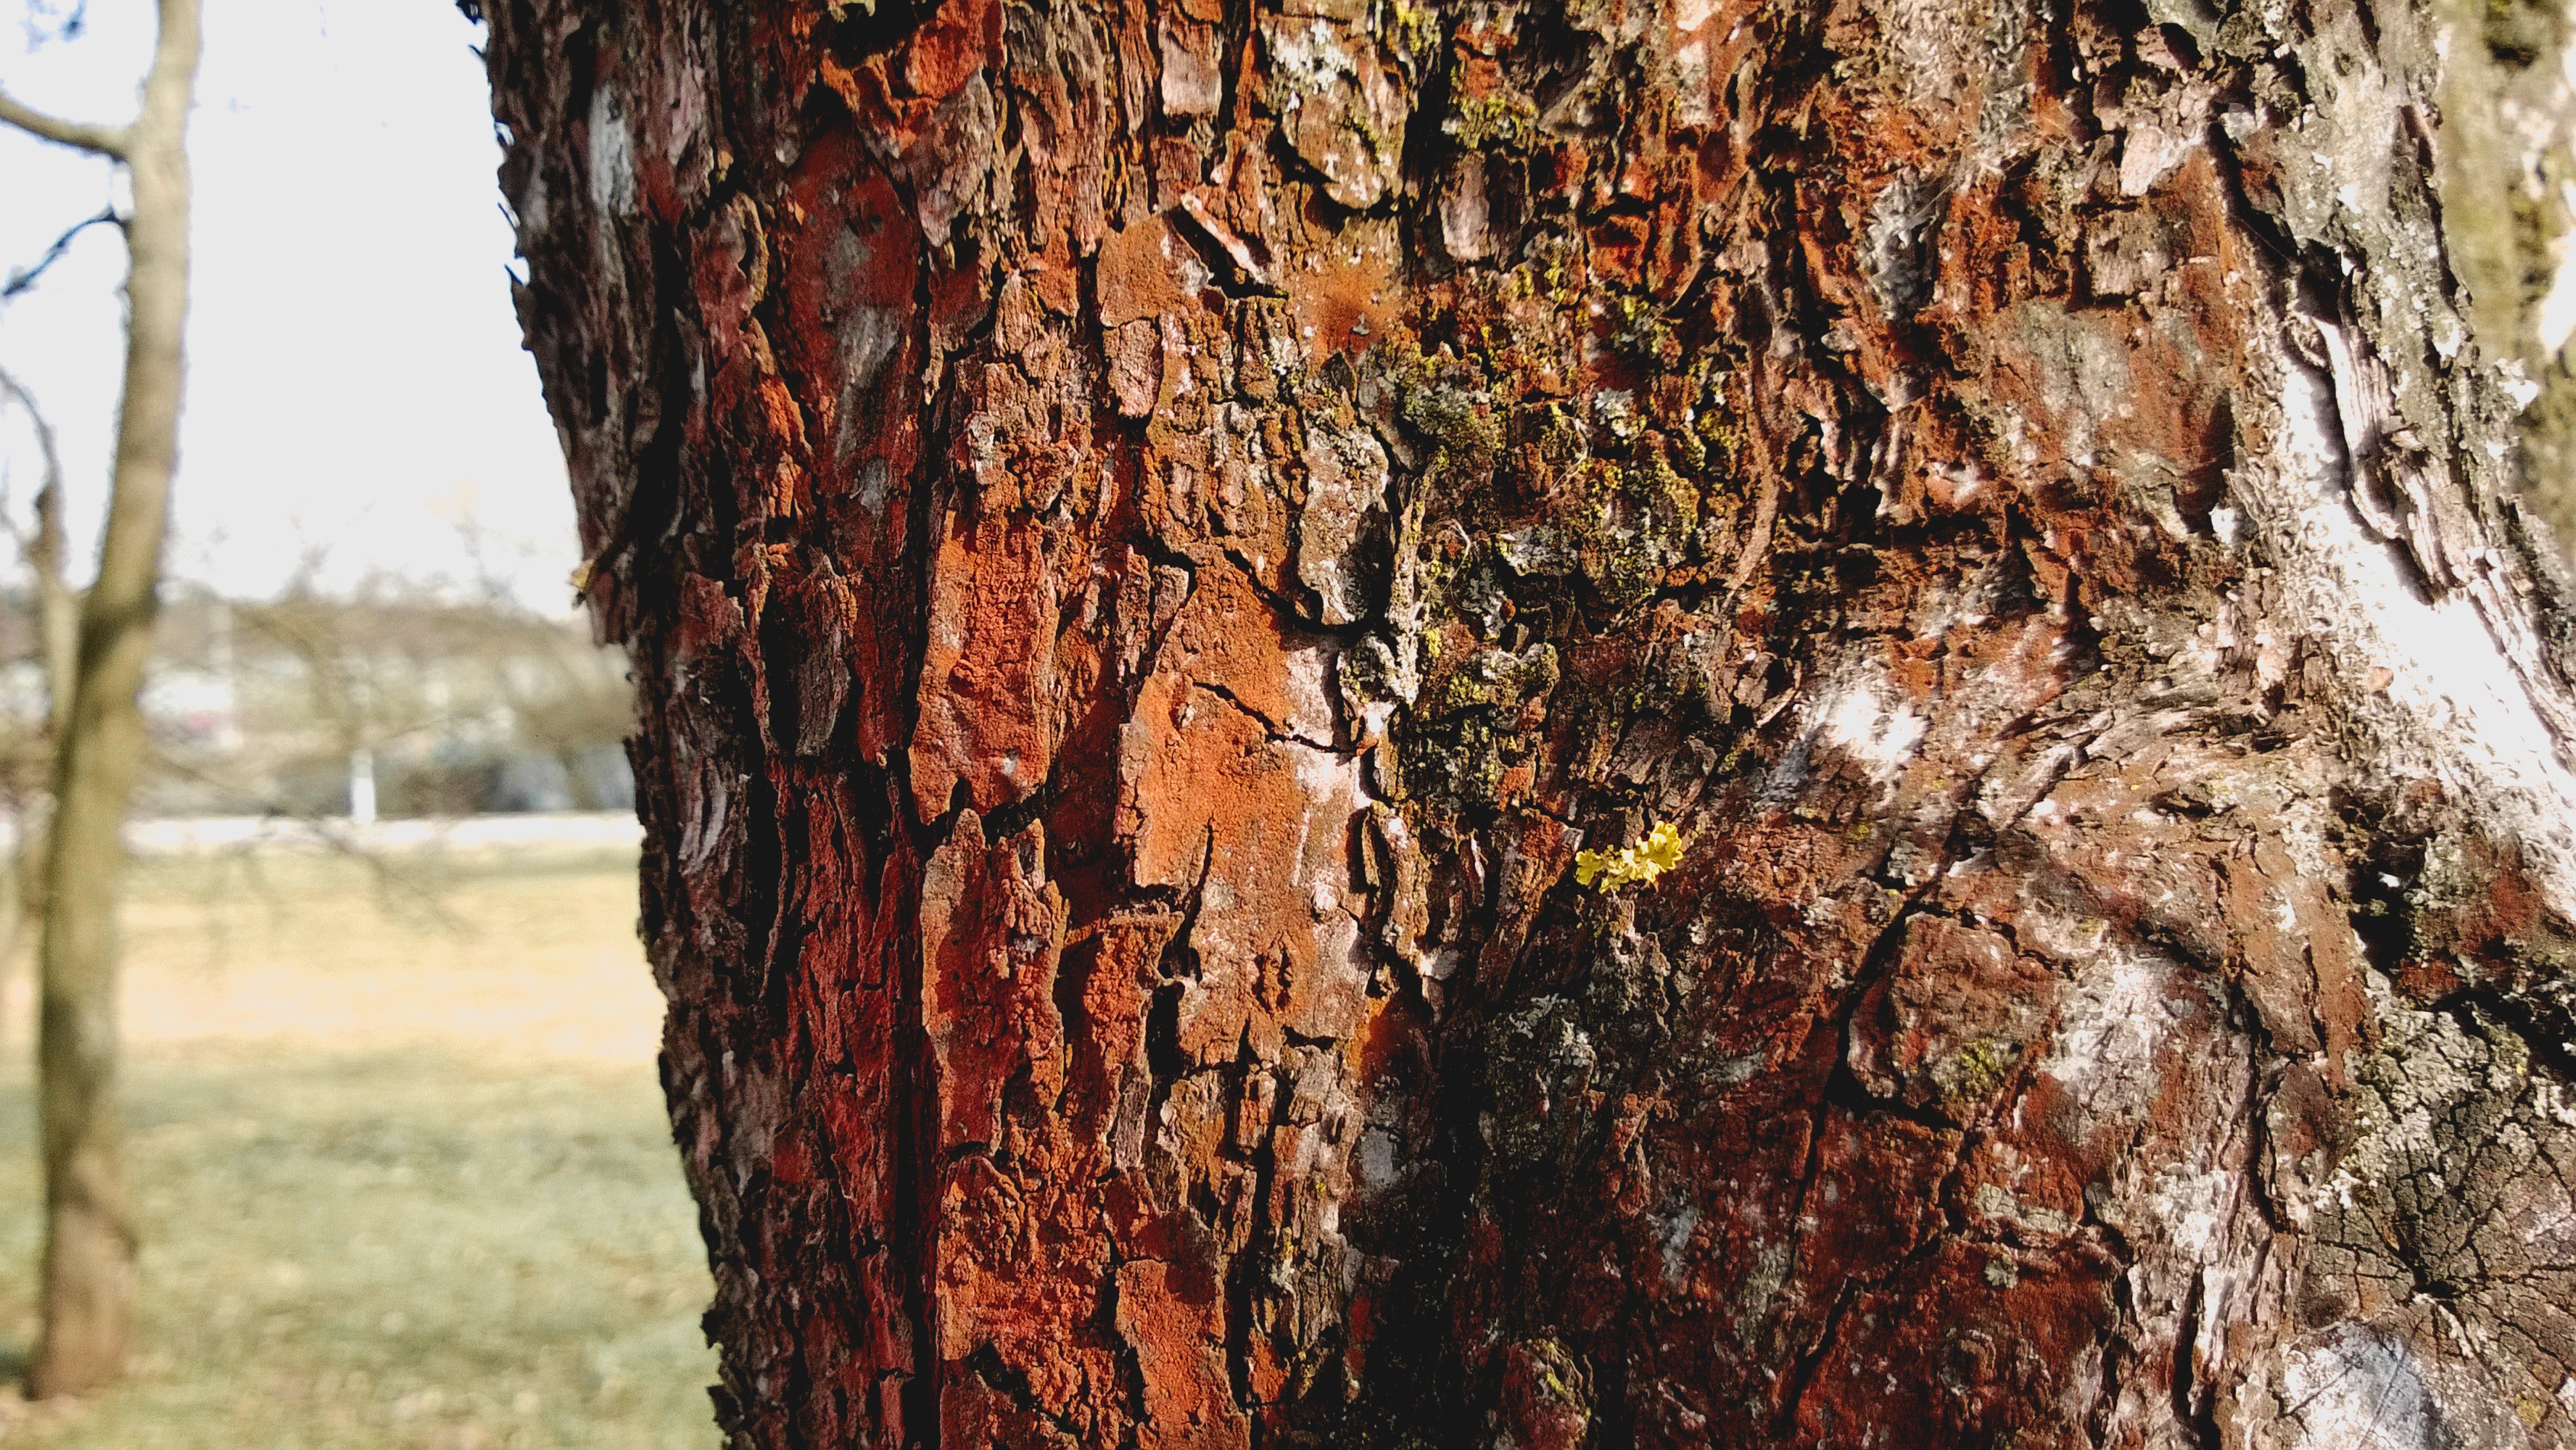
[0,847,718,1449]
[107,849,669,1064]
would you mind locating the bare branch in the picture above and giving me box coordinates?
[0,364,59,555]
[0,366,61,494]
[3,207,120,303]
[0,89,127,158]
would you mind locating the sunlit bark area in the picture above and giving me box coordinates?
[487,0,2576,1443]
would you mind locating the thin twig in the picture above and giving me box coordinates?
[0,365,57,555]
[2,207,121,304]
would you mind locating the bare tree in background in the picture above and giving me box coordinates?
[0,368,84,1044]
[209,567,627,822]
[0,0,199,1397]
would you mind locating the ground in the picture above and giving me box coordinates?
[0,845,716,1448]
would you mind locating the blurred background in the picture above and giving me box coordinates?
[0,1,714,1445]
[4,0,2576,1447]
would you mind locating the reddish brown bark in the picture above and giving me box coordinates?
[481,0,2576,1444]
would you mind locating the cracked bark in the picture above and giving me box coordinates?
[479,0,2576,1443]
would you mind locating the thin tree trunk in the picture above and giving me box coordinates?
[0,367,85,1064]
[30,428,80,765]
[487,0,2576,1443]
[0,368,82,746]
[1,0,199,1399]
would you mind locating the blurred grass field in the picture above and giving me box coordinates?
[0,846,719,1448]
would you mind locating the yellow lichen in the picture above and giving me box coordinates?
[1574,820,1683,891]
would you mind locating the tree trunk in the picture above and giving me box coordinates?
[4,0,201,1399]
[483,0,2576,1443]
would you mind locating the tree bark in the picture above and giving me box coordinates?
[484,0,2576,1443]
[7,0,200,1399]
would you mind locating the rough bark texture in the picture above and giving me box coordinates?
[485,0,2576,1443]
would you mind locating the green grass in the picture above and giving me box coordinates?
[0,850,720,1448]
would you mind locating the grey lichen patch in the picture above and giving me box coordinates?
[2278,1325,2467,1450]
[1295,413,1392,626]
[1733,1240,1791,1349]
[1864,170,1950,320]
[1267,15,1412,209]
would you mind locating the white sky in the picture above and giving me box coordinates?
[0,1,574,608]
